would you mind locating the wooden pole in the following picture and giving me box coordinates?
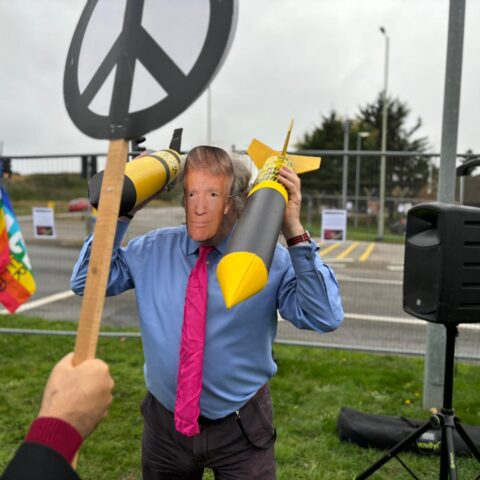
[71,139,128,468]
[73,139,129,364]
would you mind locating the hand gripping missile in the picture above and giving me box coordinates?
[217,121,321,308]
[88,129,183,216]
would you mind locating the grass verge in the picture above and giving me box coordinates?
[304,222,406,244]
[1,316,479,479]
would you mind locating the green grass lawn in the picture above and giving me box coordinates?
[1,316,479,479]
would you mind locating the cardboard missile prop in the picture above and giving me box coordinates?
[216,121,321,308]
[89,129,183,216]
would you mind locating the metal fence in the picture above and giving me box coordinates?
[1,151,480,361]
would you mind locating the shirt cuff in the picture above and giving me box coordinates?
[288,239,322,273]
[25,417,83,463]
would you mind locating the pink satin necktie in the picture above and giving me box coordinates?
[174,245,215,436]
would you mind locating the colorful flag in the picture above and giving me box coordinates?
[0,186,36,313]
[0,193,9,272]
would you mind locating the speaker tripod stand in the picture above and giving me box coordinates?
[356,324,480,479]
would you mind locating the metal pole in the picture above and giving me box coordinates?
[207,86,212,144]
[377,27,389,240]
[342,120,349,209]
[427,162,433,195]
[306,194,313,231]
[0,141,3,187]
[355,133,369,228]
[355,135,361,227]
[424,0,466,410]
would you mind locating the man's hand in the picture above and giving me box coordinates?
[278,167,305,239]
[38,353,114,439]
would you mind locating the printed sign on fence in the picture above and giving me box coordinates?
[321,209,347,242]
[32,207,56,239]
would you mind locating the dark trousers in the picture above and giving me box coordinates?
[141,385,276,479]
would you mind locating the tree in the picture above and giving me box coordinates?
[297,94,432,198]
[358,93,430,197]
[297,111,346,194]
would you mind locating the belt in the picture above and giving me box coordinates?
[197,384,267,426]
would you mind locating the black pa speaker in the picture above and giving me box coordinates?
[403,202,480,324]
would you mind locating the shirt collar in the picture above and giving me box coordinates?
[184,224,236,256]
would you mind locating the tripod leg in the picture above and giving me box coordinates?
[440,419,448,478]
[455,420,480,462]
[356,419,433,480]
[440,421,458,480]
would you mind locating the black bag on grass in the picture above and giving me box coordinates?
[337,406,480,456]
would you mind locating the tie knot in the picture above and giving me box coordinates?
[199,245,215,259]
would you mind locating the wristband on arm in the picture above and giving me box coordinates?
[286,231,311,247]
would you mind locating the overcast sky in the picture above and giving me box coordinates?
[0,0,479,159]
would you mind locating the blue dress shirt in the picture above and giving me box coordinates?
[71,221,343,419]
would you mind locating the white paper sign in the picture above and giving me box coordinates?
[321,209,347,242]
[33,207,56,239]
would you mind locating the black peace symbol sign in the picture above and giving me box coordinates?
[64,0,237,140]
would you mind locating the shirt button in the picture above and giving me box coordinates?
[305,253,312,260]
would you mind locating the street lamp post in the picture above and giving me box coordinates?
[354,132,370,227]
[206,86,212,144]
[341,120,350,209]
[377,26,389,240]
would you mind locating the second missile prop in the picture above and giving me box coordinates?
[217,121,321,308]
[88,129,183,216]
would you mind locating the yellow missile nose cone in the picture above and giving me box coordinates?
[217,252,268,309]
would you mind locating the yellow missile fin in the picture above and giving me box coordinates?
[247,139,321,174]
[285,154,321,174]
[217,252,268,309]
[247,139,275,169]
[281,119,294,156]
[247,120,321,175]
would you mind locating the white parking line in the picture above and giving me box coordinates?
[336,275,403,286]
[344,312,421,325]
[280,312,480,331]
[325,262,347,268]
[387,265,404,272]
[344,313,480,331]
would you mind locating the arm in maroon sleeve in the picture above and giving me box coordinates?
[25,417,83,463]
[1,418,82,480]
